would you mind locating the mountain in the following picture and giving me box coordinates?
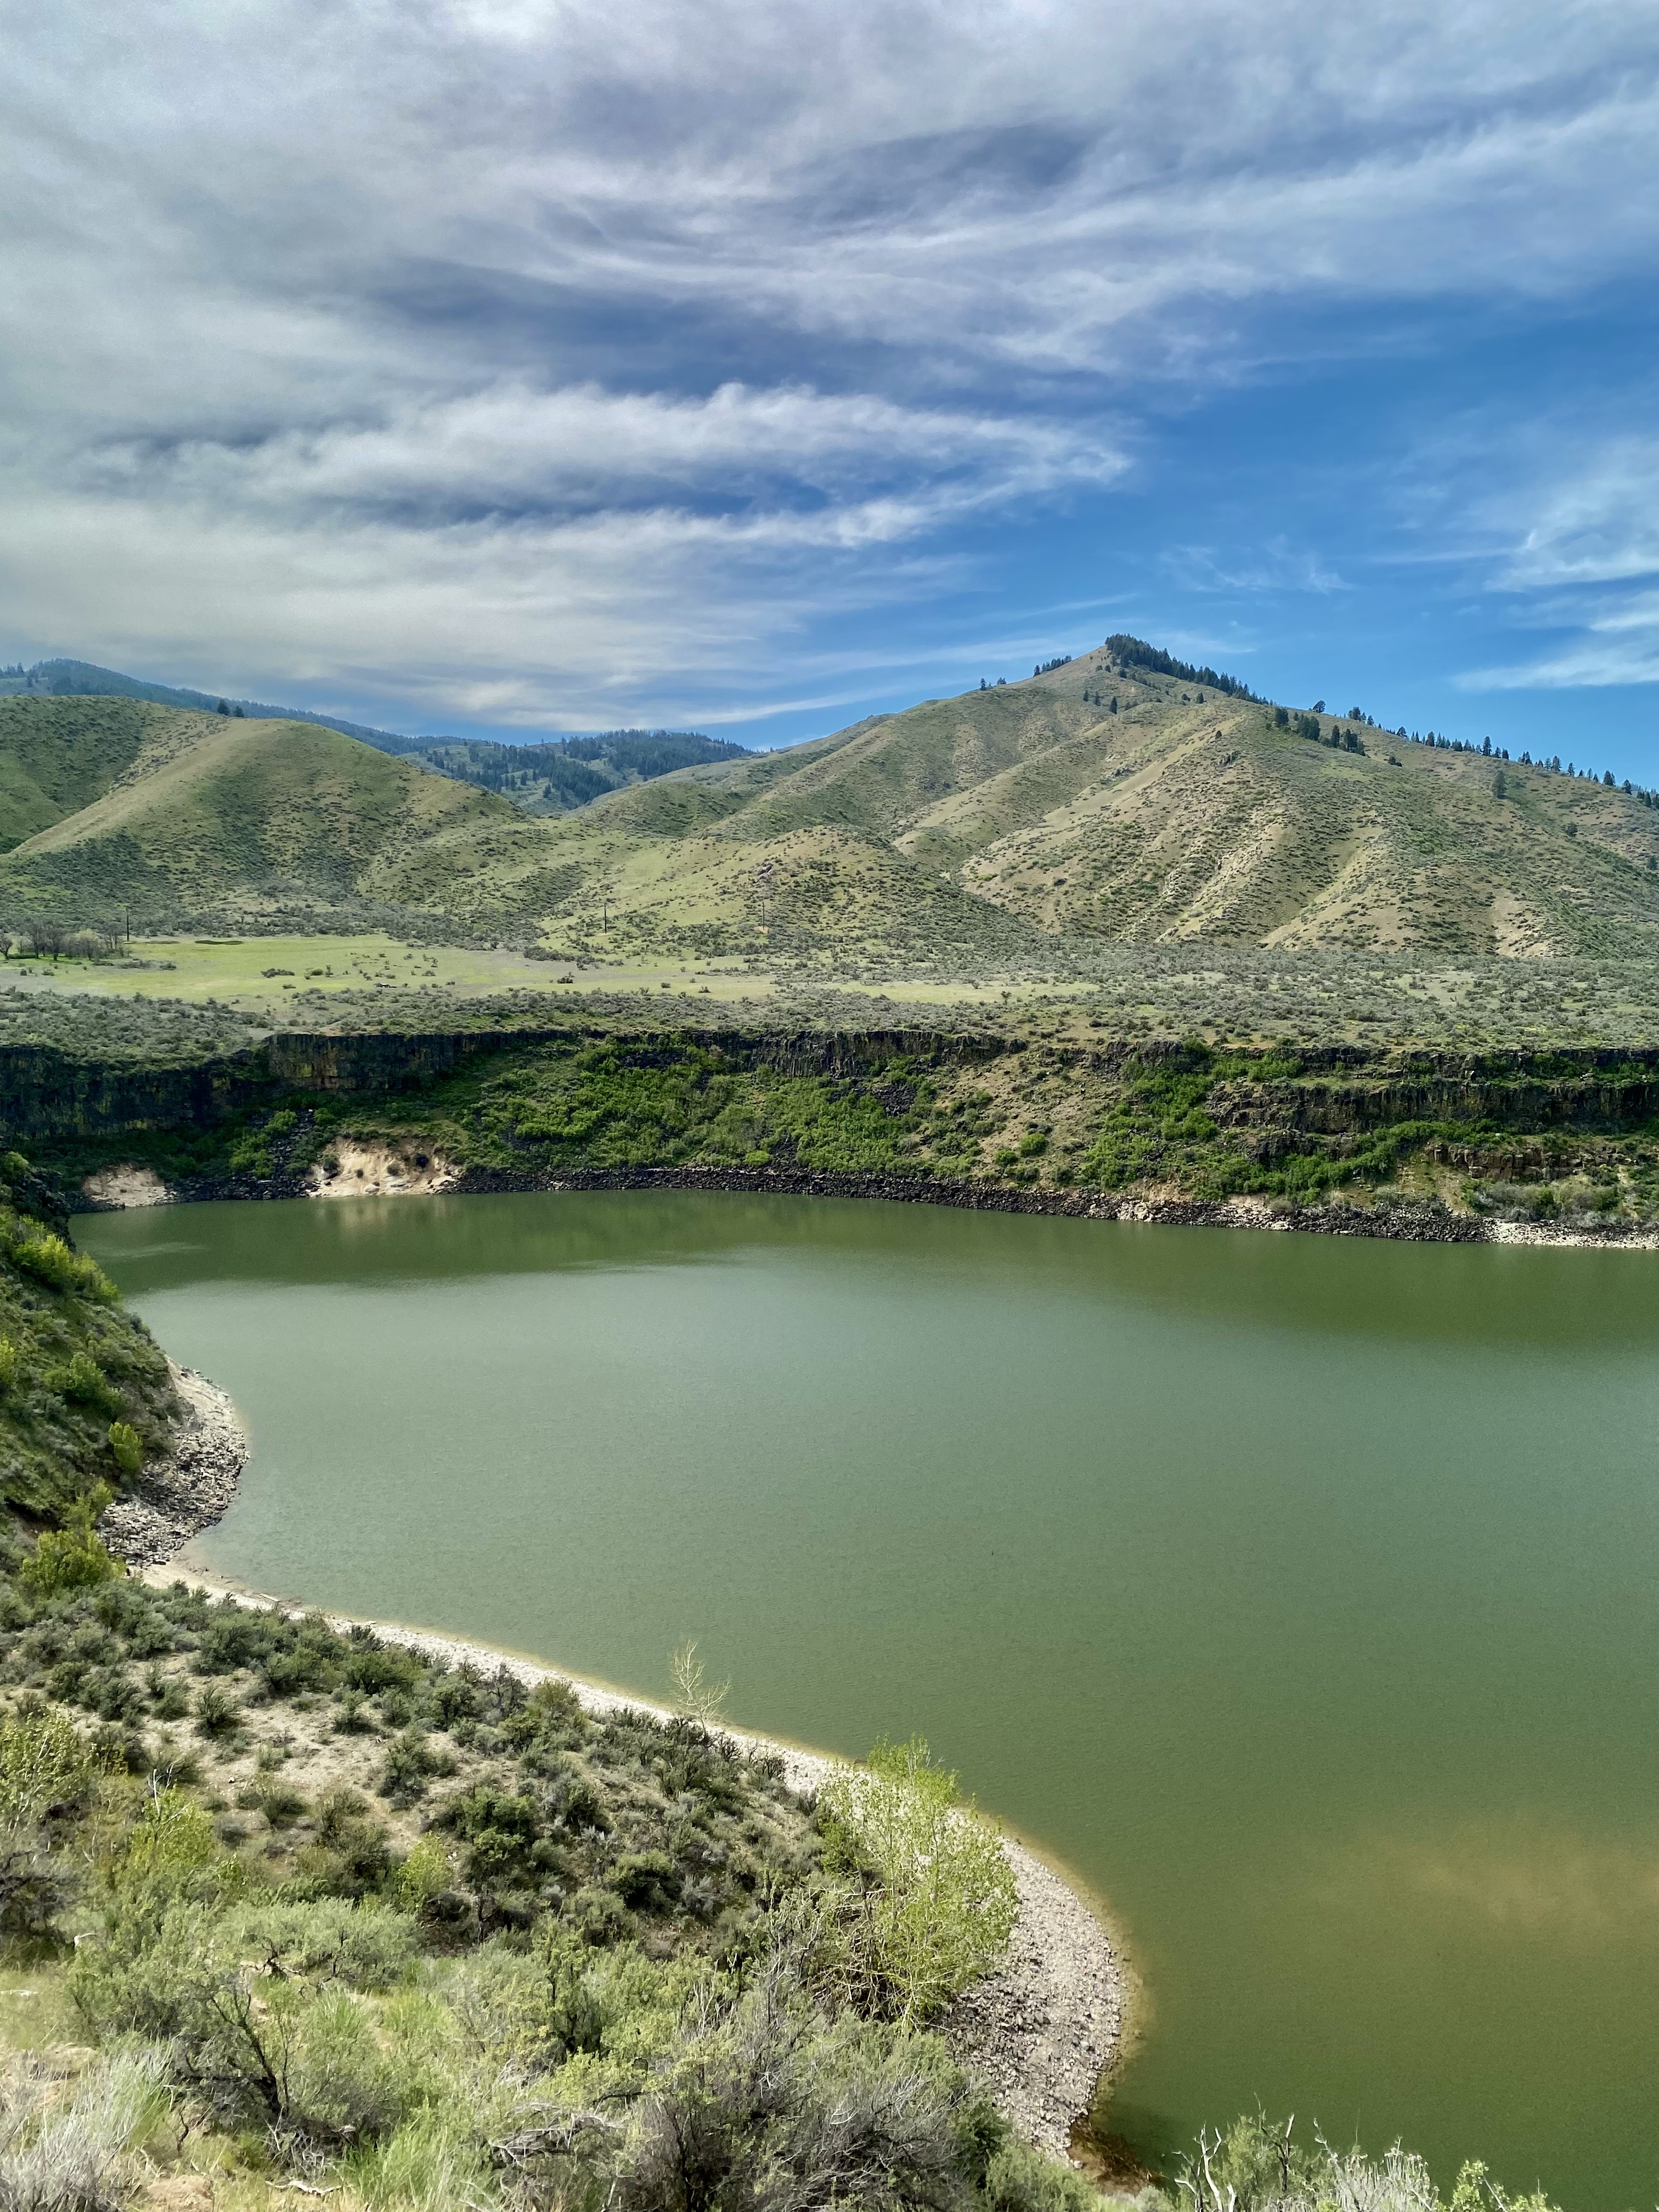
[408,730,749,814]
[498,638,1659,962]
[0,697,515,919]
[0,659,420,753]
[2,641,1656,961]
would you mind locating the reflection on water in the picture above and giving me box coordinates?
[1312,1819,1659,1938]
[84,1192,1659,2209]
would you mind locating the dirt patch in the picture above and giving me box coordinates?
[81,1164,171,1207]
[308,1139,460,1199]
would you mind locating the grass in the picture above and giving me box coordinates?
[10,934,1659,1053]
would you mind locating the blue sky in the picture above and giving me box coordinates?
[3,0,1657,776]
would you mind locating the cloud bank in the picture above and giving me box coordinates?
[3,0,1656,726]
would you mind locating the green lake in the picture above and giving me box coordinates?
[81,1193,1658,2209]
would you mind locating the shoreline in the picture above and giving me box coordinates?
[98,1360,249,1566]
[77,1156,1659,1249]
[137,1558,1130,2160]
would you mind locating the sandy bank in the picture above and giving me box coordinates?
[136,1562,1128,2162]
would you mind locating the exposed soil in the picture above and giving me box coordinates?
[80,1164,170,1206]
[308,1139,460,1198]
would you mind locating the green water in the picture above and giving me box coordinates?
[82,1193,1658,2209]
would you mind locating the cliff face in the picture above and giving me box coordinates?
[0,1026,1003,1142]
[3,1024,1656,1237]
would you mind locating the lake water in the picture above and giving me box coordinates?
[82,1193,1658,2209]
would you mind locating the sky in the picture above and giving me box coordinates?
[4,0,1658,775]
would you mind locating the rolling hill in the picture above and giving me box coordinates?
[3,642,1657,965]
[482,639,1659,963]
[0,658,417,752]
[0,698,520,920]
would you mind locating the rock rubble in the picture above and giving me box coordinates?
[100,1364,248,1567]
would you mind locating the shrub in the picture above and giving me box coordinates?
[11,1233,115,1302]
[0,1704,94,1936]
[821,1737,1017,2024]
[221,1897,419,1991]
[296,1788,393,1899]
[378,1729,454,1808]
[391,1834,453,1914]
[609,1961,969,2212]
[193,1682,241,1739]
[0,2050,164,2212]
[48,1351,121,1415]
[0,1338,18,1392]
[20,1508,119,1598]
[107,1421,143,1476]
[0,1703,91,1825]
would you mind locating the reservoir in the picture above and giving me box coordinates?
[82,1192,1658,2209]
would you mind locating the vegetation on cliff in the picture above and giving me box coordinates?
[0,1158,177,1520]
[10,1020,1656,1232]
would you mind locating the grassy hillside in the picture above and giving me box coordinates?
[0,696,166,852]
[0,704,524,922]
[0,658,417,751]
[506,647,1659,964]
[411,729,751,814]
[5,644,1658,969]
[0,1153,178,1517]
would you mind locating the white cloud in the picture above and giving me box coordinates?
[1161,540,1347,595]
[2,0,1657,715]
[1455,436,1659,689]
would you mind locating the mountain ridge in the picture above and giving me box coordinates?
[2,642,1656,964]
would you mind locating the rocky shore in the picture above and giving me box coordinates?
[78,1152,1659,1247]
[134,1571,1128,2162]
[100,1363,248,1567]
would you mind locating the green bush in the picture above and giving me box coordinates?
[107,1420,143,1475]
[11,1232,115,1301]
[48,1350,121,1415]
[821,1736,1017,2024]
[20,1506,119,1596]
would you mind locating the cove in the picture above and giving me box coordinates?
[81,1192,1658,2209]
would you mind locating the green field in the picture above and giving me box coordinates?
[0,935,787,1015]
